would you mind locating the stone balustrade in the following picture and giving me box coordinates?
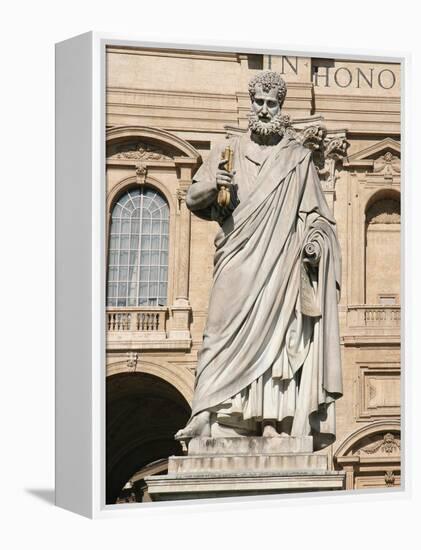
[106,306,191,350]
[107,307,168,333]
[347,305,401,327]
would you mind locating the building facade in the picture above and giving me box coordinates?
[105,47,401,504]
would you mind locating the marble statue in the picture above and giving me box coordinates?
[175,71,342,450]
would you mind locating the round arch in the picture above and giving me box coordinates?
[106,175,176,216]
[364,187,401,216]
[334,419,400,458]
[107,358,195,405]
[106,370,192,504]
[106,125,201,161]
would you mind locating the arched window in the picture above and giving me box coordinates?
[107,188,169,307]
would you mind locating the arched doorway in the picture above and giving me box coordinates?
[106,372,191,504]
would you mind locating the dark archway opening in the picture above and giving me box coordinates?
[106,371,190,504]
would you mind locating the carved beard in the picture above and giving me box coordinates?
[248,112,286,137]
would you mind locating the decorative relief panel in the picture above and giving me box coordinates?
[357,364,400,420]
[373,152,400,175]
[354,432,400,457]
[107,140,177,161]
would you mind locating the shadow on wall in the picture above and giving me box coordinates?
[25,488,55,506]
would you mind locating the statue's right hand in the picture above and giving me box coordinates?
[216,158,236,189]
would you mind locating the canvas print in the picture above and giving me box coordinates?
[105,45,401,504]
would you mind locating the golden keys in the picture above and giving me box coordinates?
[217,146,233,207]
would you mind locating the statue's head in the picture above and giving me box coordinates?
[248,71,288,137]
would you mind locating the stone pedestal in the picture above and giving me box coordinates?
[145,437,345,501]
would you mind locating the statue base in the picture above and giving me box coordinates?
[145,437,345,501]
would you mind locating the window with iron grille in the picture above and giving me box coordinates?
[107,188,169,307]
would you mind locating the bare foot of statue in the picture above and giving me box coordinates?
[174,411,211,441]
[262,421,284,438]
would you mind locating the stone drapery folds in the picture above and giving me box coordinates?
[186,132,342,450]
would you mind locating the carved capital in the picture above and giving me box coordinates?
[318,136,350,190]
[289,124,349,191]
[287,124,327,174]
[325,136,350,161]
[297,124,328,153]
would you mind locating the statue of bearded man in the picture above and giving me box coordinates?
[175,71,342,450]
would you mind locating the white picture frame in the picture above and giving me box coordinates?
[55,32,409,518]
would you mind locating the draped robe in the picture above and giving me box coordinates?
[186,131,342,450]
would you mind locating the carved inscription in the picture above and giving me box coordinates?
[313,65,397,90]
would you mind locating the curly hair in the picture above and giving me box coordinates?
[248,71,287,106]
